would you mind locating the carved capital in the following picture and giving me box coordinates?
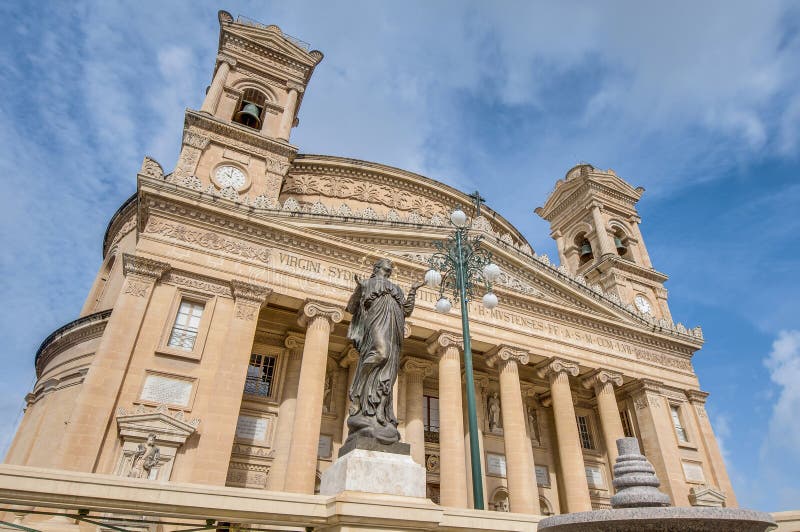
[426,331,463,357]
[183,131,210,150]
[485,345,530,369]
[581,369,623,391]
[139,156,164,179]
[286,81,305,93]
[217,53,237,68]
[122,254,170,281]
[230,280,271,305]
[536,357,580,380]
[685,389,709,405]
[297,300,344,328]
[284,332,305,352]
[521,382,537,401]
[401,356,435,378]
[404,320,412,339]
[340,347,359,368]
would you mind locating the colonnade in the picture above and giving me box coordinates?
[270,299,633,515]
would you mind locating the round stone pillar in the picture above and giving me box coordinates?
[487,346,538,514]
[402,357,434,467]
[284,301,343,494]
[277,85,301,140]
[582,369,625,467]
[427,332,468,508]
[537,358,592,512]
[200,54,235,115]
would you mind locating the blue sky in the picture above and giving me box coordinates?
[1,1,798,511]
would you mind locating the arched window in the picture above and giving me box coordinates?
[612,227,633,261]
[233,88,267,129]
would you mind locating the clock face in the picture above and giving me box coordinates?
[214,165,247,190]
[634,295,652,314]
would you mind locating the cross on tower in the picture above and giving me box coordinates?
[468,190,486,217]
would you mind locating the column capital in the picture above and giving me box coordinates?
[286,81,305,93]
[520,382,538,401]
[340,347,359,368]
[535,357,580,381]
[630,377,664,395]
[402,356,435,378]
[230,279,272,305]
[216,53,237,67]
[581,369,623,391]
[485,345,530,369]
[685,389,709,404]
[297,300,344,328]
[426,331,463,357]
[404,320,413,339]
[122,253,171,281]
[284,332,305,351]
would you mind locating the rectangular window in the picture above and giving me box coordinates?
[671,405,689,443]
[423,395,439,443]
[167,299,205,350]
[620,409,634,438]
[576,415,595,450]
[245,354,277,397]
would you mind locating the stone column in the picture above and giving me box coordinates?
[686,390,738,507]
[54,254,170,472]
[537,358,591,512]
[582,370,625,468]
[487,346,538,514]
[402,357,434,467]
[284,301,343,494]
[265,333,304,490]
[427,332,469,508]
[590,203,615,257]
[628,215,653,268]
[191,280,272,485]
[277,84,302,141]
[339,347,359,443]
[201,54,236,115]
[552,230,567,266]
[630,379,686,505]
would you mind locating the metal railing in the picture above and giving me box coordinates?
[235,15,311,51]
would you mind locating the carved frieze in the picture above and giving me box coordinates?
[144,219,271,264]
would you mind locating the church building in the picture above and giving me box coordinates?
[2,11,736,530]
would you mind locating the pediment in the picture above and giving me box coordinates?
[116,405,200,446]
[689,485,727,507]
[222,25,321,70]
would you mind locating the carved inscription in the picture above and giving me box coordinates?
[235,415,268,441]
[144,219,270,263]
[140,375,192,406]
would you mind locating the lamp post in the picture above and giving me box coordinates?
[425,208,501,510]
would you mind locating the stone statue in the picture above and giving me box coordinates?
[528,405,540,442]
[344,258,422,446]
[488,392,501,433]
[322,371,333,413]
[129,433,160,479]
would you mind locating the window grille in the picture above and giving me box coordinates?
[167,300,204,350]
[620,409,635,438]
[245,354,277,397]
[670,405,689,443]
[576,415,595,450]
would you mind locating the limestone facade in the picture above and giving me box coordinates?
[5,9,737,525]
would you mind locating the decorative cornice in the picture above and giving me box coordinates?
[297,300,344,327]
[581,369,623,390]
[34,310,111,376]
[685,389,709,404]
[401,356,435,377]
[485,345,530,369]
[536,357,580,380]
[184,110,297,159]
[426,331,463,356]
[122,254,171,281]
[164,271,231,297]
[230,279,272,304]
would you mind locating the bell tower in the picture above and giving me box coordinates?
[168,11,323,206]
[535,164,671,320]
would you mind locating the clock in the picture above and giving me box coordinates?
[213,165,247,190]
[634,295,652,314]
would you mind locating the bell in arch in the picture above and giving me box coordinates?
[614,236,627,254]
[235,101,262,129]
[580,241,593,258]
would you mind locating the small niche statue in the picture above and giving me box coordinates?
[344,258,422,447]
[129,433,160,479]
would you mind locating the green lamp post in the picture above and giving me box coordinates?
[424,207,501,511]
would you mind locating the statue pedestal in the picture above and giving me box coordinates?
[320,448,426,498]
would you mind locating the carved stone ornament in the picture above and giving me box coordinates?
[165,272,231,297]
[688,485,727,507]
[139,156,164,179]
[284,332,305,352]
[230,279,272,304]
[183,131,211,150]
[297,300,344,327]
[486,345,530,369]
[581,369,624,391]
[122,254,171,281]
[115,405,199,481]
[536,357,580,380]
[217,53,237,68]
[426,331,464,357]
[144,219,271,264]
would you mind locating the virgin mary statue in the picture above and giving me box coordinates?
[344,258,422,447]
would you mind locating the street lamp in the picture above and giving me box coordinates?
[425,208,500,510]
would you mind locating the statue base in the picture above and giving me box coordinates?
[320,447,426,498]
[338,434,410,458]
